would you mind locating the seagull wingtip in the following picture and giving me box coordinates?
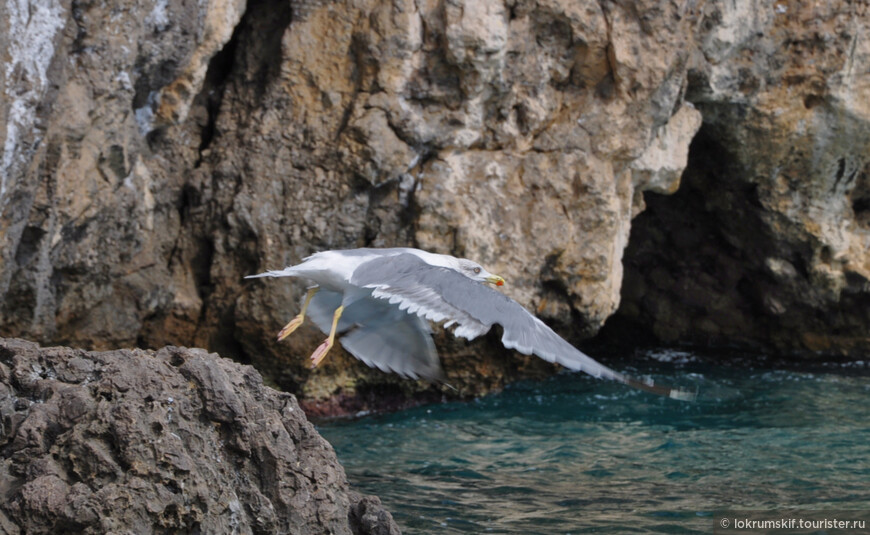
[623,374,697,401]
[669,387,698,402]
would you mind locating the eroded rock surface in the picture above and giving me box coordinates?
[609,0,870,356]
[1,0,868,406]
[0,338,400,534]
[0,0,703,400]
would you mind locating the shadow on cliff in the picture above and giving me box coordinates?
[599,123,870,358]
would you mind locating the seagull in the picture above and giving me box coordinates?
[246,248,694,400]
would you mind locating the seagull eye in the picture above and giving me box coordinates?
[473,267,481,274]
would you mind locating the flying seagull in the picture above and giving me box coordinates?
[246,248,694,400]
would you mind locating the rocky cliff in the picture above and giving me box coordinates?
[609,0,870,357]
[0,337,400,534]
[1,0,868,404]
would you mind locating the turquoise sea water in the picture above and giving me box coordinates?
[318,350,870,534]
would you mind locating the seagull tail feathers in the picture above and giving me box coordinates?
[244,267,302,279]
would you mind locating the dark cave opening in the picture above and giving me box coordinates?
[593,124,785,355]
[594,110,870,360]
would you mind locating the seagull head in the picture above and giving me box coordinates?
[455,258,505,286]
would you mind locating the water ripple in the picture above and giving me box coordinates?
[319,356,870,534]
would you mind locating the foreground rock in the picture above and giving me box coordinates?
[0,338,400,535]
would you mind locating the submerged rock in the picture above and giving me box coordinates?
[0,338,400,535]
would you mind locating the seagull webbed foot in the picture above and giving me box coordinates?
[276,287,320,341]
[308,304,344,369]
[309,339,334,368]
[277,315,304,341]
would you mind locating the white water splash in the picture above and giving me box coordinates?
[1,0,66,204]
[644,349,698,364]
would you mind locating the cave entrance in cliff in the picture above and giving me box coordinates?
[595,124,778,353]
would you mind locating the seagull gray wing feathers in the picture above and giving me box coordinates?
[352,253,694,400]
[305,287,444,381]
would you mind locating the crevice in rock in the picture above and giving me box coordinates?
[193,0,293,164]
[14,226,46,267]
[334,33,369,141]
[597,1,618,101]
[192,237,216,315]
[403,146,435,216]
[158,0,293,361]
[194,24,240,163]
[242,0,294,103]
[851,162,870,228]
[210,303,251,366]
[69,0,89,54]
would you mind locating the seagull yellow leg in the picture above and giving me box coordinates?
[277,287,319,341]
[310,305,343,368]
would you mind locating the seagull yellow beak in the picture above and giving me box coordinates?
[486,274,505,286]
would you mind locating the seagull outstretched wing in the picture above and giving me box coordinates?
[352,253,694,400]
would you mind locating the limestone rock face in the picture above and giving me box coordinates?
[1,0,867,404]
[0,0,245,350]
[612,0,870,356]
[0,338,400,534]
[0,0,703,400]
